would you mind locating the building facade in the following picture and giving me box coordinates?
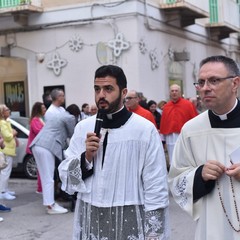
[0,0,239,116]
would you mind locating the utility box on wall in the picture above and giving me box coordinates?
[174,51,190,61]
[0,47,10,57]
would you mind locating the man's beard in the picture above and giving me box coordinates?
[97,93,122,114]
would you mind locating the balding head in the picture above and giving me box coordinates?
[124,90,139,110]
[169,84,182,102]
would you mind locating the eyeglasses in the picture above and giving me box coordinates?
[193,76,236,89]
[125,97,137,100]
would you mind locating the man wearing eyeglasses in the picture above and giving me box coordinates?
[124,90,157,128]
[168,55,240,240]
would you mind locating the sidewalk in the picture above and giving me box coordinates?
[0,178,74,240]
[0,178,196,240]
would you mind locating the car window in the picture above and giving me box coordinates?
[11,117,30,130]
[11,125,28,139]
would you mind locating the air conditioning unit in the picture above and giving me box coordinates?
[0,46,10,57]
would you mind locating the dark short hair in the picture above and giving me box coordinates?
[94,65,127,90]
[147,100,157,108]
[66,104,81,117]
[81,103,89,111]
[200,55,240,76]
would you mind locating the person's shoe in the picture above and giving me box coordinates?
[0,217,3,222]
[7,191,15,196]
[47,203,68,215]
[0,192,16,200]
[0,204,11,212]
[35,191,42,194]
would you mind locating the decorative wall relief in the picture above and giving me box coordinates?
[107,32,130,57]
[47,52,68,76]
[69,35,83,52]
[149,49,159,70]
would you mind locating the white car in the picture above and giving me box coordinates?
[9,117,37,179]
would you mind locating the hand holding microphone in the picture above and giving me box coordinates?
[94,112,104,137]
[85,111,104,162]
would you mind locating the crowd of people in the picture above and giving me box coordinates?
[0,89,98,221]
[0,55,240,240]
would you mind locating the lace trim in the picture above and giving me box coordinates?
[145,209,165,239]
[174,175,188,208]
[59,156,88,195]
[73,201,169,240]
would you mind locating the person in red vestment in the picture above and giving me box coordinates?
[160,84,198,165]
[124,90,157,128]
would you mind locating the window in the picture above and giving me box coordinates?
[209,0,218,23]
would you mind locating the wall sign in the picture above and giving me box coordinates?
[4,81,25,116]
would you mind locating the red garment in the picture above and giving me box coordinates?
[160,98,198,134]
[129,105,157,128]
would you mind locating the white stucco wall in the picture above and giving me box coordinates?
[3,0,239,115]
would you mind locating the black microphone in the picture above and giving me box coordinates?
[94,112,104,137]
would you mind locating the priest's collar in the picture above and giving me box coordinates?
[211,99,238,120]
[209,99,240,128]
[102,106,132,129]
[106,106,124,120]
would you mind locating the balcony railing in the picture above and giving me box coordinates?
[0,0,42,26]
[1,0,30,8]
[209,0,240,28]
[198,0,240,40]
[0,0,41,9]
[159,0,209,27]
[159,0,209,13]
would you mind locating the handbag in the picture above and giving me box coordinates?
[0,152,8,170]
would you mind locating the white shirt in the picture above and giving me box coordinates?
[60,113,169,211]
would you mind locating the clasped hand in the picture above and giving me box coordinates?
[202,160,240,181]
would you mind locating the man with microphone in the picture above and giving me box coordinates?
[59,65,169,240]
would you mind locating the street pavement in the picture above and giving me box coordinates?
[0,178,196,240]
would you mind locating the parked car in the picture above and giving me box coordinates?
[9,117,37,179]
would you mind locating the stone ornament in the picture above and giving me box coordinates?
[107,32,130,57]
[69,34,83,52]
[149,49,159,70]
[168,47,174,61]
[139,38,147,54]
[47,52,68,76]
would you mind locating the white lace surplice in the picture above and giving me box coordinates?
[73,200,169,240]
[59,114,169,240]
